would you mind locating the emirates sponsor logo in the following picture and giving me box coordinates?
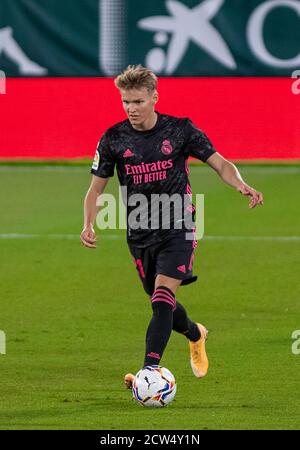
[125,159,173,175]
[161,139,173,155]
[125,159,173,185]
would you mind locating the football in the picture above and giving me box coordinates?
[132,365,177,407]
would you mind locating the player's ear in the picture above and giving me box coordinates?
[153,90,159,104]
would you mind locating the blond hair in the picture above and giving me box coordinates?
[114,65,157,92]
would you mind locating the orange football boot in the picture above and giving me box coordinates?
[189,323,209,378]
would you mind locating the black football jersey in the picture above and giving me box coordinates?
[91,112,216,247]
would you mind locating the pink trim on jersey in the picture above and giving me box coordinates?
[185,160,189,176]
[191,227,197,249]
[186,184,192,195]
[187,226,197,270]
[188,252,195,271]
[132,257,145,279]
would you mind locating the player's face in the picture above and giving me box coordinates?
[120,87,158,127]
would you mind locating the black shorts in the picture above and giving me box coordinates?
[128,233,198,296]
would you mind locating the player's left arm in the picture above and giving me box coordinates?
[206,152,264,208]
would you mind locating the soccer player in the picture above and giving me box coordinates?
[80,65,263,388]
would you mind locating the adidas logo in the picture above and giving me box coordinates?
[177,265,186,273]
[123,149,134,158]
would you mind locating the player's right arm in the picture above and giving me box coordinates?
[80,175,109,249]
[81,131,116,248]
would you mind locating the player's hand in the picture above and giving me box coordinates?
[237,183,264,209]
[80,225,97,249]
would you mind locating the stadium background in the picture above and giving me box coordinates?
[0,0,300,431]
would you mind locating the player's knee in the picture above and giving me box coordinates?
[155,274,181,294]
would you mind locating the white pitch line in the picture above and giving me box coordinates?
[0,233,121,240]
[191,166,300,174]
[204,235,300,241]
[0,233,299,242]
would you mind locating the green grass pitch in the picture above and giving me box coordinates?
[0,163,299,430]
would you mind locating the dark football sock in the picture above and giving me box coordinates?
[144,286,176,367]
[172,301,200,342]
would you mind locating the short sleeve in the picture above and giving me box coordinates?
[183,119,216,162]
[91,132,115,178]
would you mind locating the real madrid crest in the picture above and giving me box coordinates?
[161,139,173,155]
